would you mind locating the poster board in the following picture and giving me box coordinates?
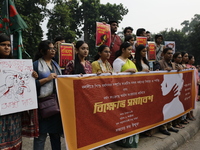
[136,36,147,47]
[165,41,175,53]
[59,43,74,69]
[0,59,38,115]
[96,22,111,47]
[148,42,156,61]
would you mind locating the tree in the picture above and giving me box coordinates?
[14,0,49,58]
[46,0,77,42]
[187,22,200,64]
[47,0,128,60]
[181,14,200,34]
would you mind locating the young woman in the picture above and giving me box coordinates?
[134,44,150,72]
[171,52,185,129]
[65,40,92,74]
[186,54,199,121]
[124,35,135,60]
[33,40,63,150]
[113,42,138,73]
[0,33,38,150]
[179,52,189,124]
[181,52,189,69]
[173,52,184,70]
[92,45,113,73]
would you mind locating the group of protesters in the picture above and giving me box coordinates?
[0,18,199,150]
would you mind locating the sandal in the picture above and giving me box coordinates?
[184,119,189,123]
[180,120,188,124]
[177,123,185,129]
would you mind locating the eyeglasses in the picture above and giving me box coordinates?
[177,57,182,58]
[167,52,173,55]
[103,51,111,54]
[0,43,11,47]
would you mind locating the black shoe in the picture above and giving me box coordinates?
[160,129,171,135]
[168,127,179,133]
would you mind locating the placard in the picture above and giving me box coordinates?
[0,59,38,115]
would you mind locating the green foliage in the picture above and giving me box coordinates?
[15,0,49,59]
[181,14,200,34]
[187,22,200,64]
[99,3,128,23]
[46,1,77,42]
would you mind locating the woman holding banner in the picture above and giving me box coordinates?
[186,54,199,121]
[113,42,139,148]
[113,42,138,73]
[33,40,63,150]
[64,40,92,74]
[92,45,113,74]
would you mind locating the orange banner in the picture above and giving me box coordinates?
[56,70,195,150]
[96,22,111,47]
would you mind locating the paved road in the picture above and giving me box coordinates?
[176,129,200,150]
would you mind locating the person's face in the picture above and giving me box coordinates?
[164,50,173,61]
[188,56,195,65]
[99,47,111,60]
[146,33,151,40]
[110,22,118,33]
[140,48,147,58]
[156,37,163,44]
[123,46,132,58]
[182,53,188,63]
[174,54,182,64]
[77,43,89,58]
[128,38,134,45]
[0,41,11,58]
[46,43,56,58]
[125,29,132,36]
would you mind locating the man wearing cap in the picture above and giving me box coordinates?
[108,20,122,65]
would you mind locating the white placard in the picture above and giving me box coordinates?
[165,41,175,53]
[0,59,38,115]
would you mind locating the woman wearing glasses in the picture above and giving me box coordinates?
[33,40,63,150]
[92,45,113,74]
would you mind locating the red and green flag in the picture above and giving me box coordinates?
[1,0,28,59]
[1,0,27,34]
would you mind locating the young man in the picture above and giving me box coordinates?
[123,26,133,37]
[146,31,151,41]
[154,47,179,135]
[108,20,122,65]
[155,34,166,61]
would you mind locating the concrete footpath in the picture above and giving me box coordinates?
[22,102,200,150]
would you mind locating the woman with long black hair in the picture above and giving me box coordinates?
[64,40,92,74]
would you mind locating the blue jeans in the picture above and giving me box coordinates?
[33,133,61,150]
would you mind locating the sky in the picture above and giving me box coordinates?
[42,0,200,38]
[100,0,200,34]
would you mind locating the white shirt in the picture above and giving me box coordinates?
[113,58,125,73]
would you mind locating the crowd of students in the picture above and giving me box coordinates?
[0,18,199,150]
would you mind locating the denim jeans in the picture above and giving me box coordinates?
[33,133,61,150]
